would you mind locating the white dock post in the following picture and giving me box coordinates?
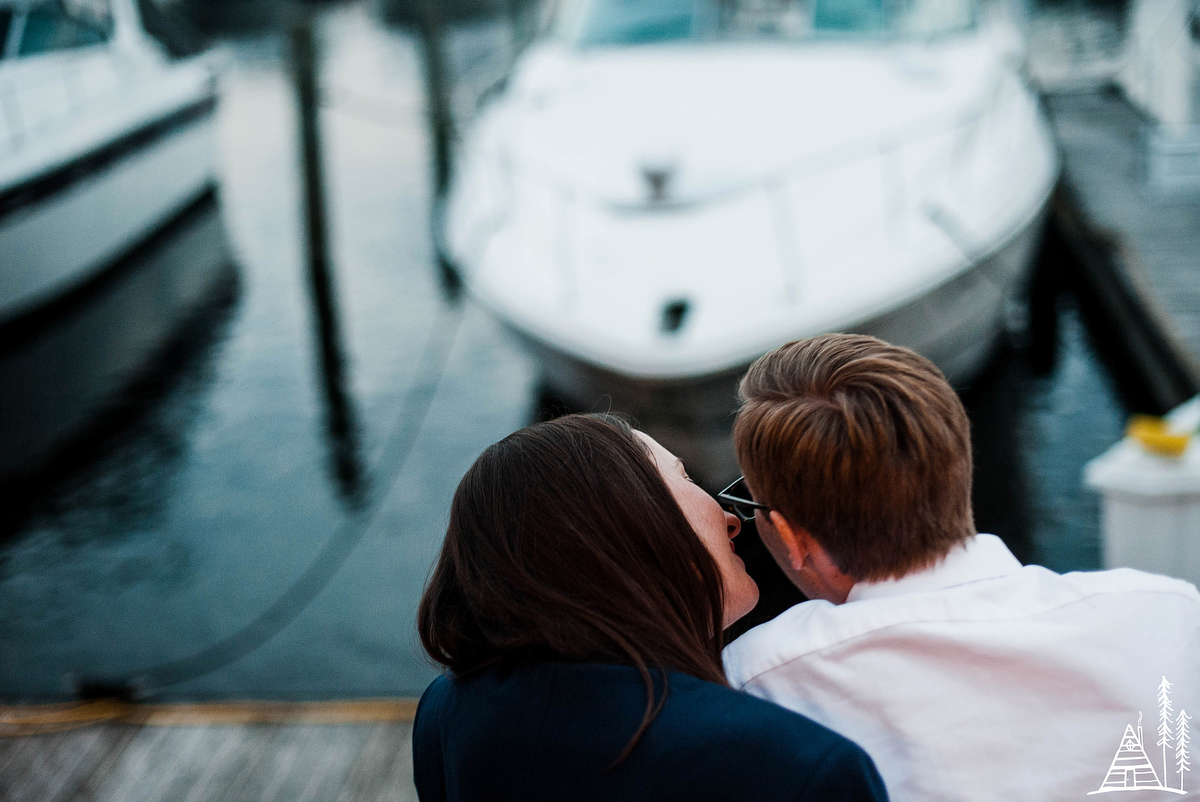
[1084,398,1200,586]
[1119,0,1200,195]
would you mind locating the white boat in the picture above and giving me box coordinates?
[441,0,1059,478]
[0,0,220,324]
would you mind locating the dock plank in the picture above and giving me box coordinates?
[152,727,268,802]
[86,725,192,802]
[1,721,418,802]
[336,723,417,802]
[2,727,137,802]
[254,725,374,802]
[178,726,277,802]
[196,725,295,802]
[1048,92,1200,377]
[256,724,328,802]
[60,726,143,802]
[5,728,124,802]
[0,732,41,788]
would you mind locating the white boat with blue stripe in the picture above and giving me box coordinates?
[0,0,220,324]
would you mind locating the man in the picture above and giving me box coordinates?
[723,333,1200,801]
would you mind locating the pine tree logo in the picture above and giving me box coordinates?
[1178,710,1193,791]
[1089,677,1190,795]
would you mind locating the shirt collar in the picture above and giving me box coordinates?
[845,533,1023,603]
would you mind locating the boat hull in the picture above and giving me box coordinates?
[519,205,1049,485]
[0,99,218,324]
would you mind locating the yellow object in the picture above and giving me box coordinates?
[1127,415,1191,458]
[0,697,419,737]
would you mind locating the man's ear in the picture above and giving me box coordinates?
[768,511,809,572]
[767,512,856,604]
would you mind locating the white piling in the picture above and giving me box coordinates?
[1085,397,1200,587]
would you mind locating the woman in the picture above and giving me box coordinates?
[414,414,887,801]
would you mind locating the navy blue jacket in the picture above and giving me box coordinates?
[413,661,888,801]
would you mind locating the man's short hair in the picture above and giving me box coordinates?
[734,333,975,581]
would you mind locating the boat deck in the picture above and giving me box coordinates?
[0,716,417,802]
[1046,91,1200,397]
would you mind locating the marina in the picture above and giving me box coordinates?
[1,0,1198,798]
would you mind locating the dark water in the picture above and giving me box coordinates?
[0,6,1133,701]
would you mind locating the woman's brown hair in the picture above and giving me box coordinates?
[418,414,727,758]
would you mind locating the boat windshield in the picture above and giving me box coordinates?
[555,0,975,46]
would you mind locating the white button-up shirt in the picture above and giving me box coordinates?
[724,535,1200,801]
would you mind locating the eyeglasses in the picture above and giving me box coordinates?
[716,476,770,522]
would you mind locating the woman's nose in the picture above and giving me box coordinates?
[725,511,741,539]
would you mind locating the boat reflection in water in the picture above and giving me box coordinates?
[0,190,238,532]
[442,0,1059,482]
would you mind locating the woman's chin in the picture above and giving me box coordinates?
[723,585,761,630]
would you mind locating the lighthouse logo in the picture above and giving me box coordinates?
[1089,677,1191,795]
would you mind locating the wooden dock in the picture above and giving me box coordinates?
[0,702,418,802]
[1046,90,1200,410]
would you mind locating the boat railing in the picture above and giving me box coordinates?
[497,70,1024,219]
[450,70,1043,305]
